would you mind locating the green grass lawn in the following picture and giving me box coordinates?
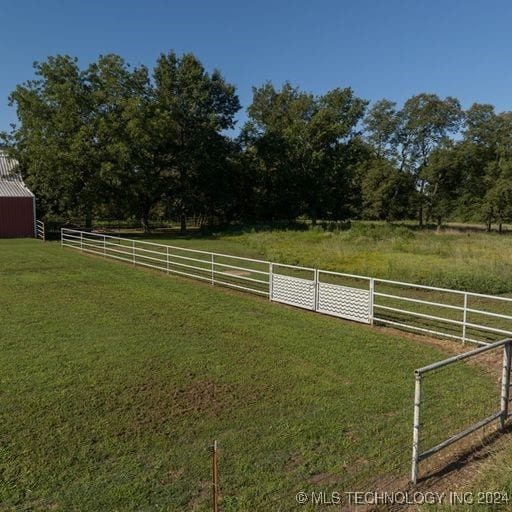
[0,239,502,511]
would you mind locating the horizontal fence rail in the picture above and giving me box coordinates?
[61,228,270,296]
[411,338,512,484]
[61,228,512,345]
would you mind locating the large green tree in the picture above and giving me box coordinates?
[6,56,105,227]
[86,54,156,230]
[364,94,462,226]
[152,52,240,232]
[401,93,463,226]
[4,52,241,232]
[243,82,367,222]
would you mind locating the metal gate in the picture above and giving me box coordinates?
[270,264,316,310]
[270,264,372,324]
[411,338,512,483]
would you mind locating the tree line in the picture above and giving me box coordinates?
[2,52,511,232]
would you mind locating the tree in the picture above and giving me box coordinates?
[3,52,241,232]
[6,56,105,227]
[86,54,157,231]
[400,94,463,226]
[241,82,312,221]
[364,94,463,227]
[423,142,465,229]
[152,52,240,233]
[479,112,512,231]
[243,82,368,223]
[363,99,401,161]
[359,157,415,221]
[454,104,512,231]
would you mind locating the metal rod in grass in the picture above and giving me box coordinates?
[211,440,219,512]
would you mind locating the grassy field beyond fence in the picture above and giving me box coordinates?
[134,222,512,296]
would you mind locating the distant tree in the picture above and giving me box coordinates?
[86,54,156,231]
[241,82,311,221]
[359,157,415,221]
[400,94,463,226]
[363,99,401,161]
[479,112,512,231]
[364,94,462,227]
[423,141,466,229]
[454,104,512,231]
[6,56,104,227]
[244,82,367,223]
[4,52,241,232]
[152,52,240,233]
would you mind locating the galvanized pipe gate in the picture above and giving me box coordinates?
[411,338,512,484]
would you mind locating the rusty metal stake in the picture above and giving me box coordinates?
[212,440,219,512]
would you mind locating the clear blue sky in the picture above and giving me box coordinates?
[1,0,511,134]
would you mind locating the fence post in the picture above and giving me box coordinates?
[211,253,215,285]
[80,231,83,252]
[411,370,422,484]
[500,340,511,430]
[103,235,106,257]
[132,240,135,265]
[369,278,375,325]
[166,246,170,275]
[60,228,64,247]
[462,293,468,344]
[269,263,273,301]
[212,440,219,512]
[314,269,319,311]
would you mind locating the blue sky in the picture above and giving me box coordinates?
[1,0,511,134]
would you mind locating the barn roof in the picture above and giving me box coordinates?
[0,152,34,198]
[0,180,34,197]
[0,152,21,179]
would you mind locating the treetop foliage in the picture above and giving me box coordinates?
[2,51,511,231]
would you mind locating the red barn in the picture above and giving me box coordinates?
[0,152,36,238]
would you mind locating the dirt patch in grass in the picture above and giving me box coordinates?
[221,269,251,277]
[114,376,239,437]
[284,452,304,472]
[308,471,341,486]
[187,479,211,511]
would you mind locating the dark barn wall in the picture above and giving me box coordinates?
[0,197,35,237]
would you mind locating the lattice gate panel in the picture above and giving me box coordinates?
[271,274,315,310]
[317,282,371,324]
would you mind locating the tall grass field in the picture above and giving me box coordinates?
[142,222,512,295]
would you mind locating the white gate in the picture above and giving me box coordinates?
[270,264,316,310]
[270,265,372,323]
[317,282,371,323]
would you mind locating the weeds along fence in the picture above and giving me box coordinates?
[61,228,512,346]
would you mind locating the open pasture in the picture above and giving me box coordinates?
[139,223,512,296]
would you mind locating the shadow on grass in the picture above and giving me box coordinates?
[417,422,512,486]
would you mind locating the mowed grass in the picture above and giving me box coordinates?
[0,240,498,511]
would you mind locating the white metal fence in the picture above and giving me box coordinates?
[411,338,511,483]
[61,228,512,345]
[36,220,45,241]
